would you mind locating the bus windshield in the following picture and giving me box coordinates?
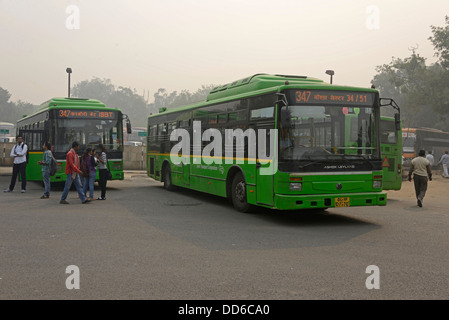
[380,119,398,144]
[279,104,379,162]
[52,117,123,153]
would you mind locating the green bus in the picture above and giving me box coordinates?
[380,116,402,190]
[147,74,388,212]
[16,97,131,183]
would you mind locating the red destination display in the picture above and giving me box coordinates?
[57,109,117,119]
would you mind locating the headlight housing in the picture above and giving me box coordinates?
[290,183,302,191]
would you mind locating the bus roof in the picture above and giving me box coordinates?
[37,97,107,111]
[17,97,122,123]
[149,74,379,118]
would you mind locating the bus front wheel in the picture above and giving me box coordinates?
[231,172,252,213]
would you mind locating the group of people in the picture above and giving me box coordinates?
[4,135,109,204]
[59,141,109,204]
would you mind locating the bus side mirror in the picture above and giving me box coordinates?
[394,113,401,131]
[126,120,132,134]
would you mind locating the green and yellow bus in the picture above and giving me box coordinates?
[147,74,388,212]
[16,97,131,183]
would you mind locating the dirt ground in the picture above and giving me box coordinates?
[387,172,449,207]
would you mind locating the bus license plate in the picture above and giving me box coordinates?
[335,197,350,207]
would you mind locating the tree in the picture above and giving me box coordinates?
[0,87,12,105]
[429,15,449,70]
[0,86,36,123]
[72,78,149,127]
[148,84,216,115]
[371,16,449,130]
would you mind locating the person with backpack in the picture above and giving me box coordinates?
[81,148,97,201]
[38,141,53,199]
[4,135,28,193]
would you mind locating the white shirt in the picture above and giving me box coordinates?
[98,152,107,170]
[426,154,434,166]
[10,143,27,164]
[439,154,449,165]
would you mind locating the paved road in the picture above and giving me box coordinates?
[1,171,449,300]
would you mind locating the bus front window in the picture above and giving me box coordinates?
[279,105,379,162]
[54,118,122,153]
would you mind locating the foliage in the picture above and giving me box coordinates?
[72,77,148,127]
[372,16,449,130]
[0,87,36,124]
[72,78,215,127]
[148,85,216,115]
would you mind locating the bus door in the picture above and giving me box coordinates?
[252,111,275,206]
[178,120,191,186]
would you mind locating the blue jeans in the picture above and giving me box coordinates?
[61,173,86,202]
[83,171,96,199]
[42,170,50,196]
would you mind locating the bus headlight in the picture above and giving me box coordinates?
[290,183,302,191]
[373,181,382,189]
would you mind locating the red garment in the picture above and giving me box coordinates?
[65,148,81,174]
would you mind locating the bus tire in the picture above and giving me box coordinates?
[163,164,176,191]
[231,172,252,213]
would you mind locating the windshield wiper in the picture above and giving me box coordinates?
[298,161,323,169]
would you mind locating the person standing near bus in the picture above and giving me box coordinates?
[38,141,52,199]
[95,144,108,200]
[437,151,449,178]
[408,150,432,207]
[60,141,90,204]
[82,148,97,201]
[4,135,27,193]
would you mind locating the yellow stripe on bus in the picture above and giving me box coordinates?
[146,152,272,163]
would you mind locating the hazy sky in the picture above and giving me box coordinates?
[1,0,448,105]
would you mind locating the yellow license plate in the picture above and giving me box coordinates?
[335,197,350,207]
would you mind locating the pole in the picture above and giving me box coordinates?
[66,67,72,98]
[68,73,71,98]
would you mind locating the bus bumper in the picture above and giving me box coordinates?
[273,192,387,210]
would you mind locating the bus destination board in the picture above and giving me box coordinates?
[289,90,374,106]
[56,109,117,119]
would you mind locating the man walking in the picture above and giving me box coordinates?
[60,141,90,204]
[437,151,449,178]
[4,135,27,193]
[408,150,432,207]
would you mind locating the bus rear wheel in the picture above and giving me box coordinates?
[163,164,176,191]
[231,172,252,213]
